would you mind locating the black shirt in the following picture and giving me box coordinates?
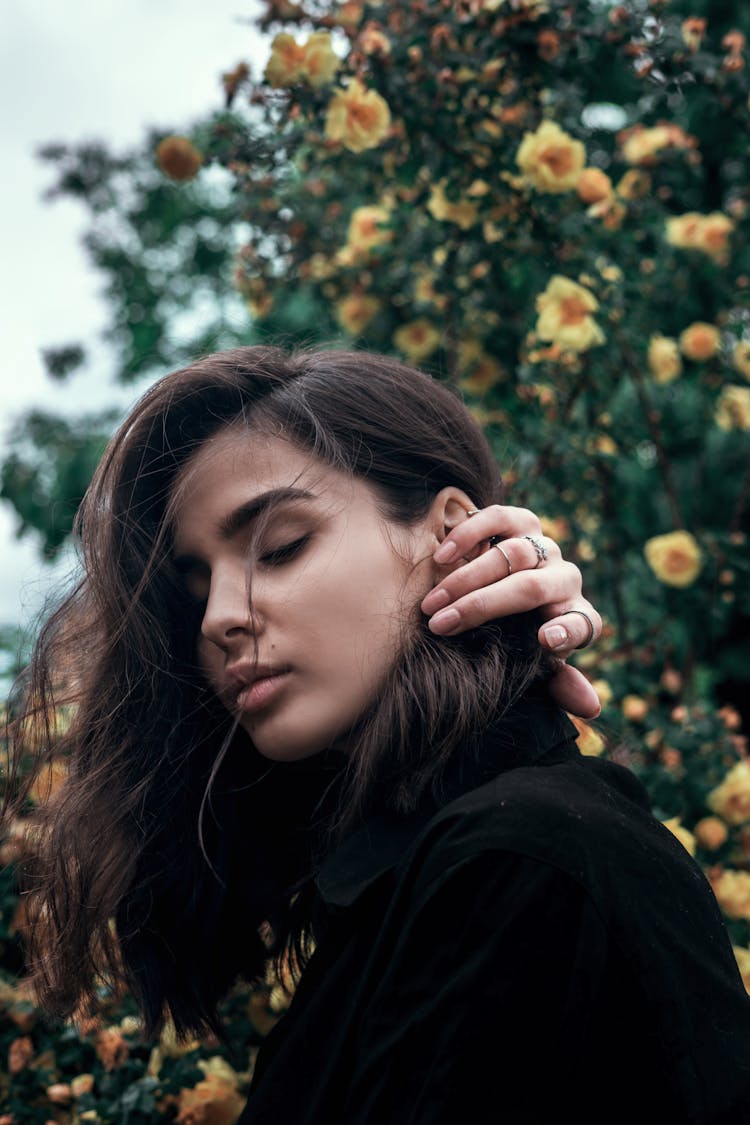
[239,700,750,1123]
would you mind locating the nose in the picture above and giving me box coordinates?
[199,564,259,650]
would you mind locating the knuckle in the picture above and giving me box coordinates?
[518,571,545,605]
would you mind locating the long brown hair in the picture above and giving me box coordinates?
[7,346,552,1038]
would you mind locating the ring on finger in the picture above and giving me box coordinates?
[519,534,548,568]
[491,540,512,576]
[560,609,596,649]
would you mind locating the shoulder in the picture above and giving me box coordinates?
[397,756,710,919]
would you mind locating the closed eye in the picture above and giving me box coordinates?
[259,535,310,567]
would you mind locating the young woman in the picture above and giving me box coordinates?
[11,347,750,1122]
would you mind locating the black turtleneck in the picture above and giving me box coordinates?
[239,700,750,1124]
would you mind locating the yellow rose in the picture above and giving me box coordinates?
[644,530,702,588]
[666,211,734,263]
[345,205,392,255]
[569,714,605,757]
[393,318,441,363]
[662,817,697,857]
[535,275,605,353]
[732,340,750,380]
[710,869,750,921]
[707,762,750,825]
[622,695,649,722]
[265,31,339,88]
[516,120,586,193]
[733,946,750,994]
[621,123,692,166]
[694,816,729,851]
[155,136,203,182]
[715,385,750,431]
[427,182,479,230]
[647,335,682,384]
[616,169,652,199]
[679,321,720,361]
[334,294,381,336]
[325,78,391,153]
[576,167,613,204]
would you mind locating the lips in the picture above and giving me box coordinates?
[225,662,291,715]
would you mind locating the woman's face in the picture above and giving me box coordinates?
[170,427,436,761]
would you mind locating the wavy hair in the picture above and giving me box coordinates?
[7,347,553,1038]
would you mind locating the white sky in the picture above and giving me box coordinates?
[0,0,267,646]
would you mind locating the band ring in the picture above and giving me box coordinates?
[466,508,480,518]
[561,609,596,649]
[520,534,548,568]
[492,542,512,576]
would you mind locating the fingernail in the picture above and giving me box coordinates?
[434,541,457,564]
[422,587,450,613]
[542,625,569,650]
[429,607,461,634]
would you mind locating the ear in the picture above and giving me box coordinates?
[426,486,477,558]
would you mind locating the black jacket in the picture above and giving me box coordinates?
[239,700,750,1123]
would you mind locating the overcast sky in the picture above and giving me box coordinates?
[0,0,267,646]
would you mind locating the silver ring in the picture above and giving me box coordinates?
[466,508,480,518]
[520,534,548,568]
[561,609,596,649]
[493,542,512,576]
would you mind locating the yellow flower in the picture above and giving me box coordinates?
[622,695,649,722]
[732,340,750,380]
[710,869,750,921]
[733,946,750,994]
[325,78,391,153]
[694,816,729,851]
[621,123,692,166]
[427,182,479,230]
[334,294,381,336]
[155,136,203,182]
[516,120,586,193]
[662,817,697,857]
[458,341,505,395]
[535,275,605,353]
[591,679,612,708]
[569,714,605,757]
[576,167,613,204]
[644,530,702,588]
[413,269,446,310]
[682,16,707,52]
[265,31,339,88]
[679,321,720,361]
[616,169,652,199]
[345,205,392,255]
[707,761,750,825]
[716,385,750,431]
[666,212,734,263]
[175,1072,245,1125]
[393,318,441,363]
[647,335,682,384]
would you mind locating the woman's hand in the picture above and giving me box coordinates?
[420,505,602,719]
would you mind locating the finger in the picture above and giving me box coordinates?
[426,563,582,635]
[433,504,542,565]
[546,664,601,719]
[422,537,562,616]
[537,604,602,655]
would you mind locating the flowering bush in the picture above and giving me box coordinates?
[2,0,750,1118]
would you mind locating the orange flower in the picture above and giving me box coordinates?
[95,1027,129,1071]
[537,29,560,61]
[621,695,649,722]
[324,79,391,153]
[577,167,613,204]
[176,1075,245,1125]
[666,211,734,263]
[620,123,693,166]
[516,120,586,193]
[616,169,652,200]
[679,322,720,361]
[682,17,707,51]
[393,319,441,363]
[156,136,203,182]
[334,294,381,336]
[694,816,729,851]
[8,1036,34,1074]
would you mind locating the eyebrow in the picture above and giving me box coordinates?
[218,486,317,540]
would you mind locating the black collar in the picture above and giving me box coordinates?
[315,696,578,908]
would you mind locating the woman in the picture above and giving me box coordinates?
[10,346,750,1122]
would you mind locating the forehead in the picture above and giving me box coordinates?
[169,426,359,541]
